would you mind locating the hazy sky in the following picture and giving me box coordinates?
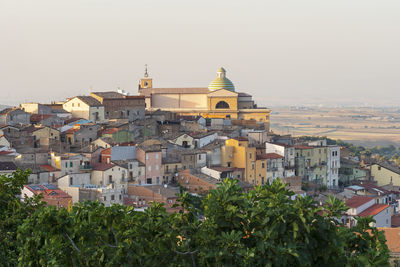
[1,0,400,107]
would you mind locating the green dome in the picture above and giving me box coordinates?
[208,67,235,91]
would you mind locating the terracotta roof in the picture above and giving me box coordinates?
[358,204,389,217]
[40,164,58,172]
[257,153,284,160]
[346,196,374,208]
[30,114,53,123]
[26,184,71,199]
[377,228,400,254]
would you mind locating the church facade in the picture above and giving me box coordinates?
[138,67,270,128]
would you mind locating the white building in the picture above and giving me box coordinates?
[327,146,340,188]
[343,196,391,228]
[91,163,128,190]
[265,142,295,178]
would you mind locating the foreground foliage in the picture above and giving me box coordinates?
[1,171,390,266]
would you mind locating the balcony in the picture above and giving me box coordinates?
[79,165,92,171]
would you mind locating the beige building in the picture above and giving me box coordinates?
[370,163,400,186]
[63,96,106,123]
[138,67,270,130]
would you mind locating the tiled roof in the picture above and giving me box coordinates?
[26,184,71,199]
[257,153,284,160]
[0,161,17,171]
[75,96,102,107]
[92,163,115,171]
[358,204,389,217]
[377,227,400,254]
[91,91,124,99]
[346,196,374,208]
[40,164,58,172]
[30,114,53,123]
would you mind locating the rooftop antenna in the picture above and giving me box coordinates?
[144,64,149,78]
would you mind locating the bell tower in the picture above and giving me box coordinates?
[139,64,153,90]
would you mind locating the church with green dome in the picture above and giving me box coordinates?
[138,67,270,129]
[208,67,235,92]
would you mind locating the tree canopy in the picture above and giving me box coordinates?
[0,171,390,266]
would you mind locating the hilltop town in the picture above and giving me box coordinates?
[1,67,400,257]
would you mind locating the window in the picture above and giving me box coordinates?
[72,103,74,107]
[378,166,381,171]
[119,195,122,200]
[130,164,133,169]
[249,153,252,159]
[215,101,230,109]
[262,163,265,168]
[147,178,152,184]
[111,195,115,201]
[146,154,149,160]
[69,177,73,185]
[198,154,201,160]
[109,175,113,183]
[148,166,152,171]
[103,196,106,201]
[65,162,68,168]
[70,162,73,168]
[78,103,80,107]
[155,154,159,159]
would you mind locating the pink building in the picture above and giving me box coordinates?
[136,146,162,185]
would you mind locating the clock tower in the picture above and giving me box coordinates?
[139,64,153,90]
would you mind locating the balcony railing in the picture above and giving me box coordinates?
[79,165,92,170]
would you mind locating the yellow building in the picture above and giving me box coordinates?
[138,67,270,130]
[221,138,266,185]
[370,163,400,186]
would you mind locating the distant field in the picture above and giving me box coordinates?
[271,107,400,147]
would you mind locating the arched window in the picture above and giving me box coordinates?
[215,101,230,109]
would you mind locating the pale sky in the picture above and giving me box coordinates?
[1,0,399,107]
